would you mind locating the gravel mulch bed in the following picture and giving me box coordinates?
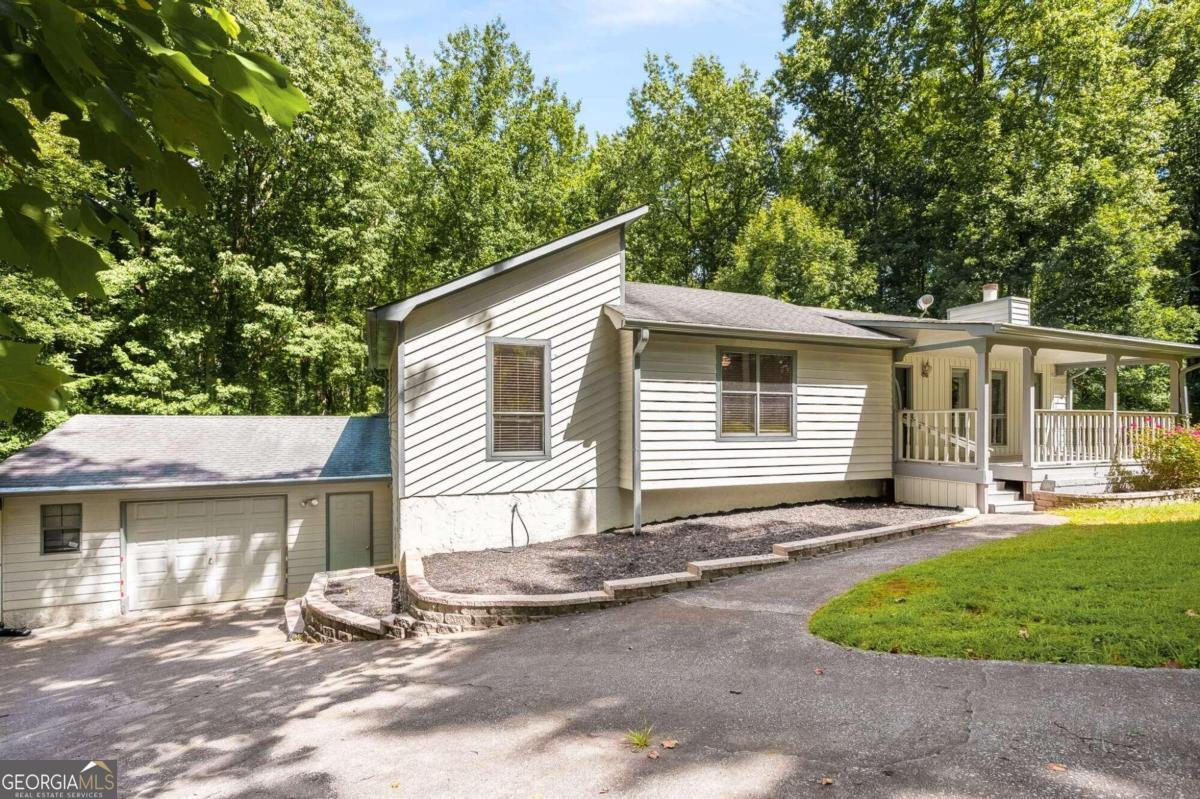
[423,500,953,595]
[324,572,399,618]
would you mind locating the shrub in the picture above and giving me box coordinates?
[1136,426,1200,490]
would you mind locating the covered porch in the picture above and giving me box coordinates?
[888,324,1195,510]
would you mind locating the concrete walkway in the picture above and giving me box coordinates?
[1,513,1197,798]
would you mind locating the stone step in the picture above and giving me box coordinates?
[988,500,1036,514]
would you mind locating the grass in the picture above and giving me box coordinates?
[623,723,654,750]
[809,502,1200,668]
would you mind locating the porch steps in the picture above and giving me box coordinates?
[987,482,1035,514]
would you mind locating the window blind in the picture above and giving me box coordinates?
[491,342,547,455]
[719,350,794,437]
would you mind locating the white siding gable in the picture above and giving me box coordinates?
[401,231,623,498]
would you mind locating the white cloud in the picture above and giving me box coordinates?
[573,0,746,28]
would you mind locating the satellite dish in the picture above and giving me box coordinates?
[916,294,935,317]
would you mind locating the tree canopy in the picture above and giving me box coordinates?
[3,0,1199,454]
[0,0,309,421]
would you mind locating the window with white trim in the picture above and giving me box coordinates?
[718,350,795,437]
[488,339,550,458]
[41,503,82,554]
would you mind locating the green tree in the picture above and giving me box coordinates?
[90,0,398,416]
[590,54,781,287]
[714,196,874,309]
[0,0,308,420]
[777,0,1199,347]
[393,20,592,293]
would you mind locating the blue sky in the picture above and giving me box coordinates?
[349,0,787,136]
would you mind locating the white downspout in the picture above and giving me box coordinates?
[632,328,650,534]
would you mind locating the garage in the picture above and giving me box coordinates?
[0,415,393,627]
[125,496,286,611]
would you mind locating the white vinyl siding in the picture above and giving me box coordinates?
[946,296,1031,324]
[895,476,975,508]
[0,480,391,627]
[635,334,894,490]
[401,231,623,498]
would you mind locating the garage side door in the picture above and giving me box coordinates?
[126,496,285,611]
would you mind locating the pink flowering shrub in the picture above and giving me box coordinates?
[1136,426,1200,490]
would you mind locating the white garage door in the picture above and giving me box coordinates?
[125,496,285,611]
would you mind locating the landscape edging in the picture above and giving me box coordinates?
[297,566,406,643]
[400,508,980,634]
[1033,486,1200,511]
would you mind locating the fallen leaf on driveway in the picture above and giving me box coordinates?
[729,689,742,695]
[661,740,678,749]
[647,750,659,760]
[1046,763,1068,773]
[814,667,824,675]
[820,776,834,786]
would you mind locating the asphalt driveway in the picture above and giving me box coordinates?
[1,512,1197,799]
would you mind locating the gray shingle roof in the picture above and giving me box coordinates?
[0,415,390,495]
[609,283,904,342]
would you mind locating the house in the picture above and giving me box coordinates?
[2,206,1198,627]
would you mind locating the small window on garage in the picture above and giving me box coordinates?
[42,503,82,554]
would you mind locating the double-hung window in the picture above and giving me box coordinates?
[41,503,82,554]
[487,338,551,459]
[718,349,794,438]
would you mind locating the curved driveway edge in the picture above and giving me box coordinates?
[4,510,1199,799]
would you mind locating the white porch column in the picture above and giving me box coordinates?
[974,340,991,511]
[1105,353,1119,460]
[632,328,650,534]
[1169,360,1181,415]
[1021,347,1037,469]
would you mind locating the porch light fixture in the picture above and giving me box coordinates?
[301,497,319,507]
[921,360,932,378]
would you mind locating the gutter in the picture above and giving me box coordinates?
[610,315,911,350]
[0,473,392,498]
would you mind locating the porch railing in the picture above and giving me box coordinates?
[897,410,977,464]
[1033,411,1177,465]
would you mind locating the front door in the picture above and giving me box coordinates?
[327,492,372,571]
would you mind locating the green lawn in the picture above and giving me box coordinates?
[809,503,1200,668]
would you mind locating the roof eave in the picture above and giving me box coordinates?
[846,317,1200,359]
[612,315,911,349]
[992,324,1200,358]
[370,206,649,324]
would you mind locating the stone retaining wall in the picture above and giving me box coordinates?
[400,508,979,634]
[1033,486,1200,512]
[293,509,979,641]
[296,566,408,642]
